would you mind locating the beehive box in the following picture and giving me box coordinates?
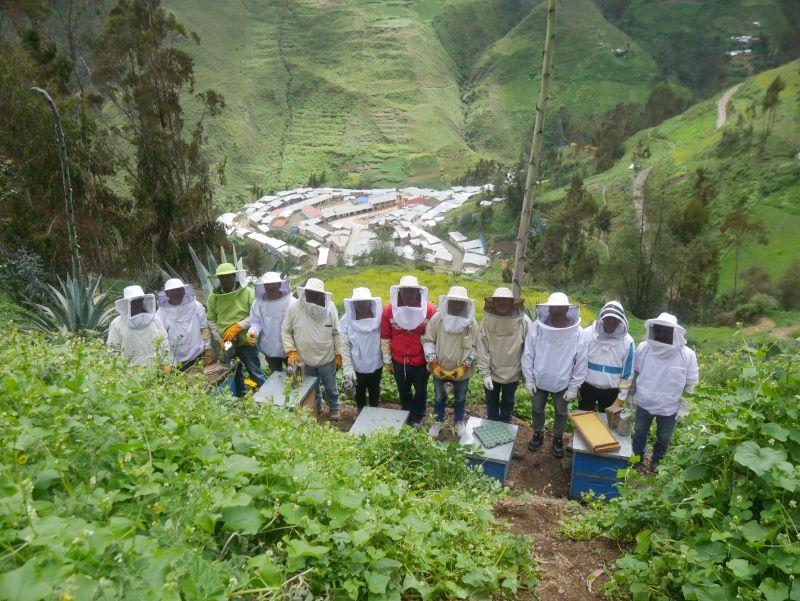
[459,417,518,482]
[348,407,410,436]
[570,412,632,500]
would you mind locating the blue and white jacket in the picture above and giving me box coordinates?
[582,301,635,399]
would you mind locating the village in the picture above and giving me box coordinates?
[216,184,505,273]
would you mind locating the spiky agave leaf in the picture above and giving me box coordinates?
[27,274,116,337]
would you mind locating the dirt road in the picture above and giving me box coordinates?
[716,83,741,129]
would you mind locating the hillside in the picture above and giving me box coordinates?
[538,59,800,295]
[159,0,798,207]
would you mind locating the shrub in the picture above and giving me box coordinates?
[27,274,116,336]
[0,248,47,304]
[0,327,535,599]
[777,261,800,309]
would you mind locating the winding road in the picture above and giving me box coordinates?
[632,164,653,232]
[716,83,742,129]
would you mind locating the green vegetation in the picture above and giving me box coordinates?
[565,340,800,601]
[0,326,534,599]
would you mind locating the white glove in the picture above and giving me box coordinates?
[344,368,356,384]
[382,354,392,365]
[425,353,437,364]
[483,376,494,391]
[564,388,578,402]
[677,397,690,420]
[525,381,537,396]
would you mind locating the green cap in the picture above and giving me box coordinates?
[212,262,237,277]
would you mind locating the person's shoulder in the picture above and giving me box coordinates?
[682,345,697,360]
[426,301,437,315]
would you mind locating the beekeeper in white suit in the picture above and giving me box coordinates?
[339,287,383,410]
[522,292,588,457]
[247,272,295,374]
[155,278,213,371]
[107,284,171,370]
[632,312,699,470]
[580,301,635,412]
[282,277,342,420]
[421,285,478,438]
[476,287,532,423]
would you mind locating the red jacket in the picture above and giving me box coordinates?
[380,301,437,366]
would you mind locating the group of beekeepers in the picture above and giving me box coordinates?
[107,268,698,468]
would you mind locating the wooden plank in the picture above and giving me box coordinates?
[569,411,620,453]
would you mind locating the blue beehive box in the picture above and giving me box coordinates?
[570,412,632,500]
[459,417,518,482]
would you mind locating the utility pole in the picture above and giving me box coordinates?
[32,86,81,280]
[511,0,556,298]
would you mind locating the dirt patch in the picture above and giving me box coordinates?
[743,317,775,334]
[770,326,799,340]
[495,497,621,601]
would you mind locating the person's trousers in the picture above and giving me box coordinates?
[485,380,519,422]
[179,353,203,372]
[433,377,468,423]
[532,388,568,439]
[632,406,677,464]
[578,383,619,412]
[355,367,382,408]
[233,344,266,397]
[303,361,339,412]
[392,361,429,424]
[265,355,287,374]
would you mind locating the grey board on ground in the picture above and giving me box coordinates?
[349,407,410,435]
[253,372,317,408]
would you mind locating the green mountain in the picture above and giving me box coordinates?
[542,58,800,294]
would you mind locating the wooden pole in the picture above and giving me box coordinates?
[511,0,557,298]
[32,86,81,280]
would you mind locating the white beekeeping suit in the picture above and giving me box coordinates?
[247,272,295,359]
[635,312,699,417]
[583,301,635,401]
[339,287,383,380]
[107,285,170,368]
[522,292,588,398]
[421,285,478,379]
[155,278,212,366]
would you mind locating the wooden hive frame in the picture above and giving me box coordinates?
[569,411,620,453]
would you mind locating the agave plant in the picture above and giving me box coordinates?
[28,274,116,336]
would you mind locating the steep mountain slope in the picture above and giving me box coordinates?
[165,0,670,205]
[544,59,800,293]
[464,0,662,159]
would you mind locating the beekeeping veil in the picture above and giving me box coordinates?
[535,292,580,329]
[484,287,524,317]
[209,262,247,293]
[594,300,628,340]
[344,287,381,333]
[157,278,197,326]
[255,271,291,302]
[390,275,428,331]
[116,285,156,330]
[439,285,475,334]
[645,312,686,358]
[297,277,332,322]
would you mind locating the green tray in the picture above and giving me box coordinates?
[473,422,515,448]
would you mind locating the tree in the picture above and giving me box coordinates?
[721,211,768,304]
[511,0,556,298]
[760,75,786,151]
[92,0,225,266]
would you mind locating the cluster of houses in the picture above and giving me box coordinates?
[216,184,499,273]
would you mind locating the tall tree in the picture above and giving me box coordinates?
[760,75,785,151]
[92,0,225,264]
[721,210,768,304]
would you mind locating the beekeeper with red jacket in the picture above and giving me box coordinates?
[380,275,437,427]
